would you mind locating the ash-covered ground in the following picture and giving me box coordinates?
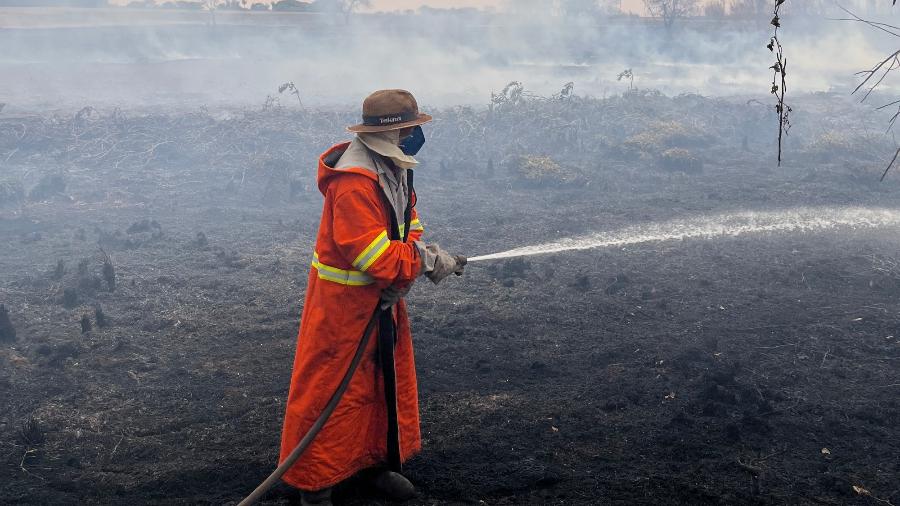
[1,90,899,505]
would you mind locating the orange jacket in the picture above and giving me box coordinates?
[279,142,425,491]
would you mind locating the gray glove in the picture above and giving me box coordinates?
[426,250,466,284]
[380,284,411,310]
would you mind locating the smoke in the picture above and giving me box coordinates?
[0,3,891,111]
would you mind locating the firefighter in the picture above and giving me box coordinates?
[279,89,466,506]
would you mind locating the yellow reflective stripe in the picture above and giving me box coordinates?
[399,219,424,236]
[360,239,390,271]
[352,230,390,272]
[313,264,372,286]
[312,252,373,286]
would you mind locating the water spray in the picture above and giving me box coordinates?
[467,206,900,263]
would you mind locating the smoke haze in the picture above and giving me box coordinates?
[0,2,892,112]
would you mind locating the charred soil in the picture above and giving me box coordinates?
[1,93,899,505]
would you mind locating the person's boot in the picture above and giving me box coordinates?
[371,470,416,501]
[300,487,332,506]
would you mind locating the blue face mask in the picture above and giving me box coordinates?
[399,126,426,156]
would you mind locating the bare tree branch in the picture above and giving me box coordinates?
[880,147,900,181]
[835,3,900,179]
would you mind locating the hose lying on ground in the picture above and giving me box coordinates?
[237,305,382,506]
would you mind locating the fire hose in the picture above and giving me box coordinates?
[237,304,382,506]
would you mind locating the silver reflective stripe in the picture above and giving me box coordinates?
[352,232,391,271]
[312,253,374,286]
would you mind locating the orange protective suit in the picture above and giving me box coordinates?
[279,142,425,491]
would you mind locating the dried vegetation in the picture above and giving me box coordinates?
[0,85,888,201]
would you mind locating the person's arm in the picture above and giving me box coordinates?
[405,205,466,284]
[331,188,422,290]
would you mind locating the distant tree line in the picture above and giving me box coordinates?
[0,0,370,12]
[510,0,882,32]
[116,0,368,14]
[700,0,885,18]
[638,0,884,30]
[4,0,884,26]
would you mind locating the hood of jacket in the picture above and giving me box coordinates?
[316,141,378,196]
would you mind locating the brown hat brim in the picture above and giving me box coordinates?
[347,113,433,133]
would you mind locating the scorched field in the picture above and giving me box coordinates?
[1,90,899,505]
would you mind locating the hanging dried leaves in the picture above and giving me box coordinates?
[768,0,791,166]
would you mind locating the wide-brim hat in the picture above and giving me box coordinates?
[347,89,433,133]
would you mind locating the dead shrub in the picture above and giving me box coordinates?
[36,342,82,367]
[658,148,703,173]
[508,155,583,187]
[0,304,16,342]
[126,219,162,235]
[95,305,108,328]
[801,131,889,163]
[52,259,66,280]
[62,288,79,308]
[101,250,116,292]
[621,120,714,159]
[19,416,45,446]
[490,258,531,280]
[80,314,92,334]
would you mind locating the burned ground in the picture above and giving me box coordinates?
[1,91,899,505]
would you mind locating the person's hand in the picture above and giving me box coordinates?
[452,255,467,276]
[380,284,411,310]
[427,251,466,284]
